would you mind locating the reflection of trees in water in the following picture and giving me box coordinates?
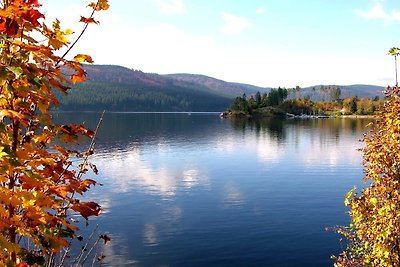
[54,112,375,154]
[53,112,230,152]
[289,118,374,147]
[227,117,286,141]
[227,117,374,147]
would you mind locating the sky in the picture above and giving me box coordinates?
[41,0,400,88]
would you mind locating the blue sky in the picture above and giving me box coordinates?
[41,0,400,87]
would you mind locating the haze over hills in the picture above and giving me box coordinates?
[55,64,385,112]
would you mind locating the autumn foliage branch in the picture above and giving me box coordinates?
[334,49,400,266]
[0,0,109,265]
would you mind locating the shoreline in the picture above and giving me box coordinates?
[338,114,376,119]
[220,110,377,119]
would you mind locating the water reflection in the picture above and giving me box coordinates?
[222,183,245,208]
[54,112,231,152]
[54,113,373,267]
[226,117,371,144]
[143,224,158,246]
[227,117,286,142]
[95,149,210,197]
[182,169,202,188]
[226,117,371,168]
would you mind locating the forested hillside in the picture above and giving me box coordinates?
[55,65,386,112]
[55,65,235,112]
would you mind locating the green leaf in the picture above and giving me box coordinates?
[388,47,400,56]
[345,186,356,199]
[6,66,23,79]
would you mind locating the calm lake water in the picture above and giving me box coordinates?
[56,112,371,267]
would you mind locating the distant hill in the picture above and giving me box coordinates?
[56,65,236,112]
[166,73,267,97]
[338,84,384,98]
[299,85,384,100]
[55,64,386,112]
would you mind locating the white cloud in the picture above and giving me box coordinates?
[79,21,220,76]
[256,8,265,15]
[356,2,400,23]
[157,0,185,14]
[94,145,210,197]
[220,12,251,33]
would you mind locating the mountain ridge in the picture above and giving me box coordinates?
[55,64,386,112]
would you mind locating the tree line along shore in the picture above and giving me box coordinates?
[220,87,382,118]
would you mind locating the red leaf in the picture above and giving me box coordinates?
[21,9,44,26]
[61,124,94,138]
[0,17,19,37]
[15,0,40,6]
[49,78,70,92]
[72,201,101,219]
[27,0,40,7]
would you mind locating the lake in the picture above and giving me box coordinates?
[55,112,370,267]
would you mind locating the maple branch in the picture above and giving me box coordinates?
[53,110,104,185]
[77,109,105,179]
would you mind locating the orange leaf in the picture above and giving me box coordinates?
[71,73,88,84]
[49,185,71,198]
[80,16,98,24]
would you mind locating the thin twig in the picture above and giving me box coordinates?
[77,110,105,180]
[81,235,101,265]
[58,247,71,267]
[57,1,99,64]
[73,225,99,266]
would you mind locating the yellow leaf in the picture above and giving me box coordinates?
[370,197,378,205]
[345,186,356,199]
[65,28,74,35]
[88,0,110,11]
[0,109,25,120]
[73,54,93,63]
